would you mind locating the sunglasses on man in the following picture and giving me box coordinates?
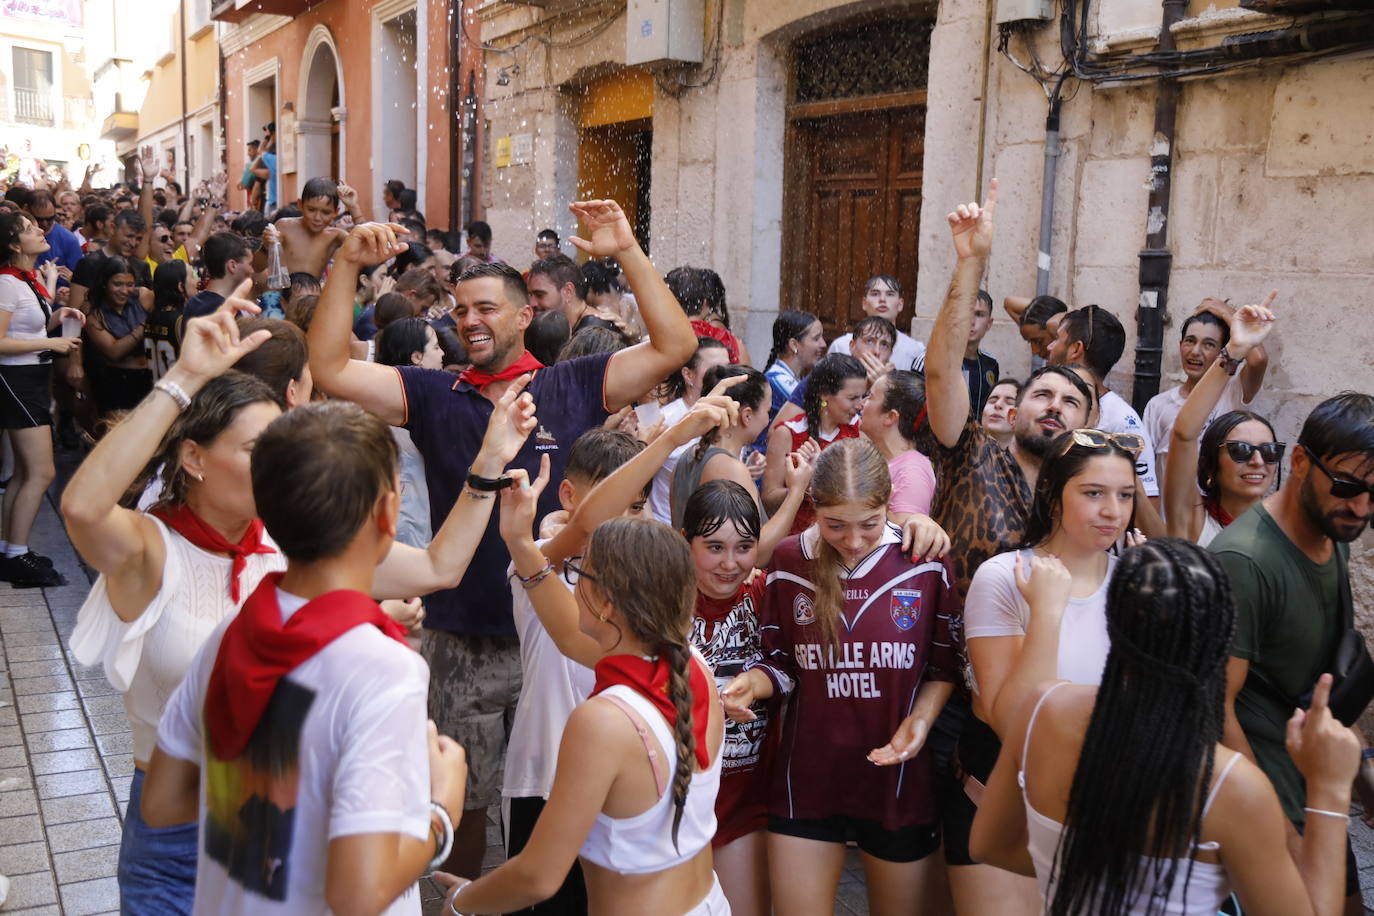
[1306,448,1374,500]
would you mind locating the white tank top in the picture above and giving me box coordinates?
[1020,682,1238,915]
[579,677,723,875]
[70,516,286,763]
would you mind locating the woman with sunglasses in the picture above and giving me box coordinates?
[1165,300,1279,545]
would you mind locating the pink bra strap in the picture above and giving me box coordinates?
[600,694,668,799]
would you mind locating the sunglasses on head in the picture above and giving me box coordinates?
[1306,449,1374,500]
[1069,428,1144,456]
[1222,440,1286,465]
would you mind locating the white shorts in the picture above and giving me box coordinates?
[683,875,731,916]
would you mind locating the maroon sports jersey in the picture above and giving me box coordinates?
[749,524,959,830]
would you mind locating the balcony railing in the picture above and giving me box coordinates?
[14,87,54,126]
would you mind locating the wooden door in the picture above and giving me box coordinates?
[788,104,924,339]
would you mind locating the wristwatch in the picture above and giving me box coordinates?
[465,472,514,492]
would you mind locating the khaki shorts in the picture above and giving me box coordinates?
[421,630,522,811]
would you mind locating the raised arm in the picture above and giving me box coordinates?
[371,377,536,598]
[1002,295,1029,325]
[135,145,157,262]
[927,179,997,447]
[307,222,409,425]
[337,183,364,224]
[61,297,271,618]
[569,200,696,411]
[979,554,1071,738]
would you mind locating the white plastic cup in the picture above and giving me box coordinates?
[61,316,81,338]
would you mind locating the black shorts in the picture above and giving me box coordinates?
[932,699,1002,867]
[768,815,940,863]
[0,363,53,429]
[504,796,588,915]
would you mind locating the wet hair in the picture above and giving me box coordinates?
[525,308,570,366]
[802,353,866,440]
[387,241,431,278]
[288,272,321,301]
[233,318,309,408]
[580,259,620,297]
[1021,429,1138,547]
[864,274,902,298]
[0,210,27,267]
[399,218,428,241]
[396,189,419,212]
[231,210,267,240]
[537,228,559,243]
[566,428,645,488]
[1179,311,1229,347]
[1197,409,1279,504]
[880,370,926,446]
[583,518,699,849]
[375,292,417,330]
[529,254,587,301]
[299,177,339,207]
[374,317,433,368]
[661,336,730,402]
[1297,392,1374,466]
[1059,305,1126,381]
[765,310,819,371]
[456,260,528,307]
[464,219,492,244]
[152,259,189,311]
[145,371,279,509]
[1023,295,1068,329]
[852,315,897,350]
[384,179,405,199]
[665,266,731,329]
[252,402,398,563]
[1048,538,1236,916]
[202,231,250,279]
[682,478,763,543]
[809,438,891,649]
[557,326,627,361]
[694,364,768,461]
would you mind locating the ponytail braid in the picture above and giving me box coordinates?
[694,365,768,463]
[804,353,865,440]
[661,639,697,851]
[767,310,820,372]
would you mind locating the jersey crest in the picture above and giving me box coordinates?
[890,589,922,631]
[793,593,814,625]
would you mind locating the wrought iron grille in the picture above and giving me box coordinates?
[793,17,934,104]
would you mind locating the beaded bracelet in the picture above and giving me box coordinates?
[516,561,555,590]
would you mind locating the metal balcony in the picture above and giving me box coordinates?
[14,87,54,126]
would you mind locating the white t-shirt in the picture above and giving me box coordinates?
[964,550,1116,689]
[1142,374,1251,467]
[0,273,51,366]
[1097,390,1159,497]
[504,541,595,801]
[157,589,431,915]
[829,329,926,373]
[648,397,693,525]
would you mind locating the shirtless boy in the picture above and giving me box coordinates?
[266,177,362,277]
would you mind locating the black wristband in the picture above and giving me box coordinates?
[465,472,513,492]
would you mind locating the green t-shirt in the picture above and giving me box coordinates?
[1210,503,1347,824]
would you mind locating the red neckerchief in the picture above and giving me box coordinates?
[205,573,410,761]
[150,503,276,603]
[0,266,50,300]
[458,350,544,392]
[1203,497,1234,528]
[689,320,739,363]
[593,652,713,769]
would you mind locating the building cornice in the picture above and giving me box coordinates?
[220,13,291,55]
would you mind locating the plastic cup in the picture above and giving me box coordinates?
[61,316,81,338]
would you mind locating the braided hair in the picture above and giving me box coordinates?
[1047,538,1237,916]
[584,518,700,849]
[765,310,818,371]
[802,353,865,441]
[694,364,768,463]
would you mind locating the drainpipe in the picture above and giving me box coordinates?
[179,0,190,191]
[1132,0,1188,414]
[449,0,461,234]
[1035,82,1066,298]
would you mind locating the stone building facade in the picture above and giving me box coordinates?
[476,0,1374,618]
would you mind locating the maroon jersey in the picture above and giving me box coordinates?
[692,577,769,846]
[749,524,960,830]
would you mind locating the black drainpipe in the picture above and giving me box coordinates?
[1132,0,1188,414]
[449,0,461,235]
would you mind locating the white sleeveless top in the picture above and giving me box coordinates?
[1197,512,1224,548]
[579,678,723,875]
[70,516,286,763]
[1020,683,1238,915]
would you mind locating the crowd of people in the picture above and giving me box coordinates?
[0,153,1370,916]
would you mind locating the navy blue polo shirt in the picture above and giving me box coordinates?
[398,351,614,635]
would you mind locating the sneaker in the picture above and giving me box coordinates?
[2,552,65,588]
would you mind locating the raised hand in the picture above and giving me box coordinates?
[337,183,358,209]
[1287,673,1360,791]
[947,177,998,261]
[498,453,550,547]
[170,286,271,383]
[868,712,931,766]
[139,145,158,181]
[475,374,537,472]
[1228,290,1277,354]
[1015,552,1073,613]
[669,392,739,446]
[336,222,408,267]
[567,200,637,258]
[38,260,58,294]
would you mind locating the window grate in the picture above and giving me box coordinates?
[793,18,934,104]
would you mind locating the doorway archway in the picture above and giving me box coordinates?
[298,26,345,185]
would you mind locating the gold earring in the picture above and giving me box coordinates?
[821,399,829,409]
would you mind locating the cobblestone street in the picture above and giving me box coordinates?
[0,477,1367,914]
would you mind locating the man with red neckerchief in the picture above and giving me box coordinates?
[307,200,698,879]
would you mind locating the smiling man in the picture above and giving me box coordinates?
[307,199,696,884]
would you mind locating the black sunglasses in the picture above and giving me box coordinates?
[1222,440,1286,465]
[1307,449,1374,501]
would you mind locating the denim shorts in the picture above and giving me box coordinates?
[119,768,197,915]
